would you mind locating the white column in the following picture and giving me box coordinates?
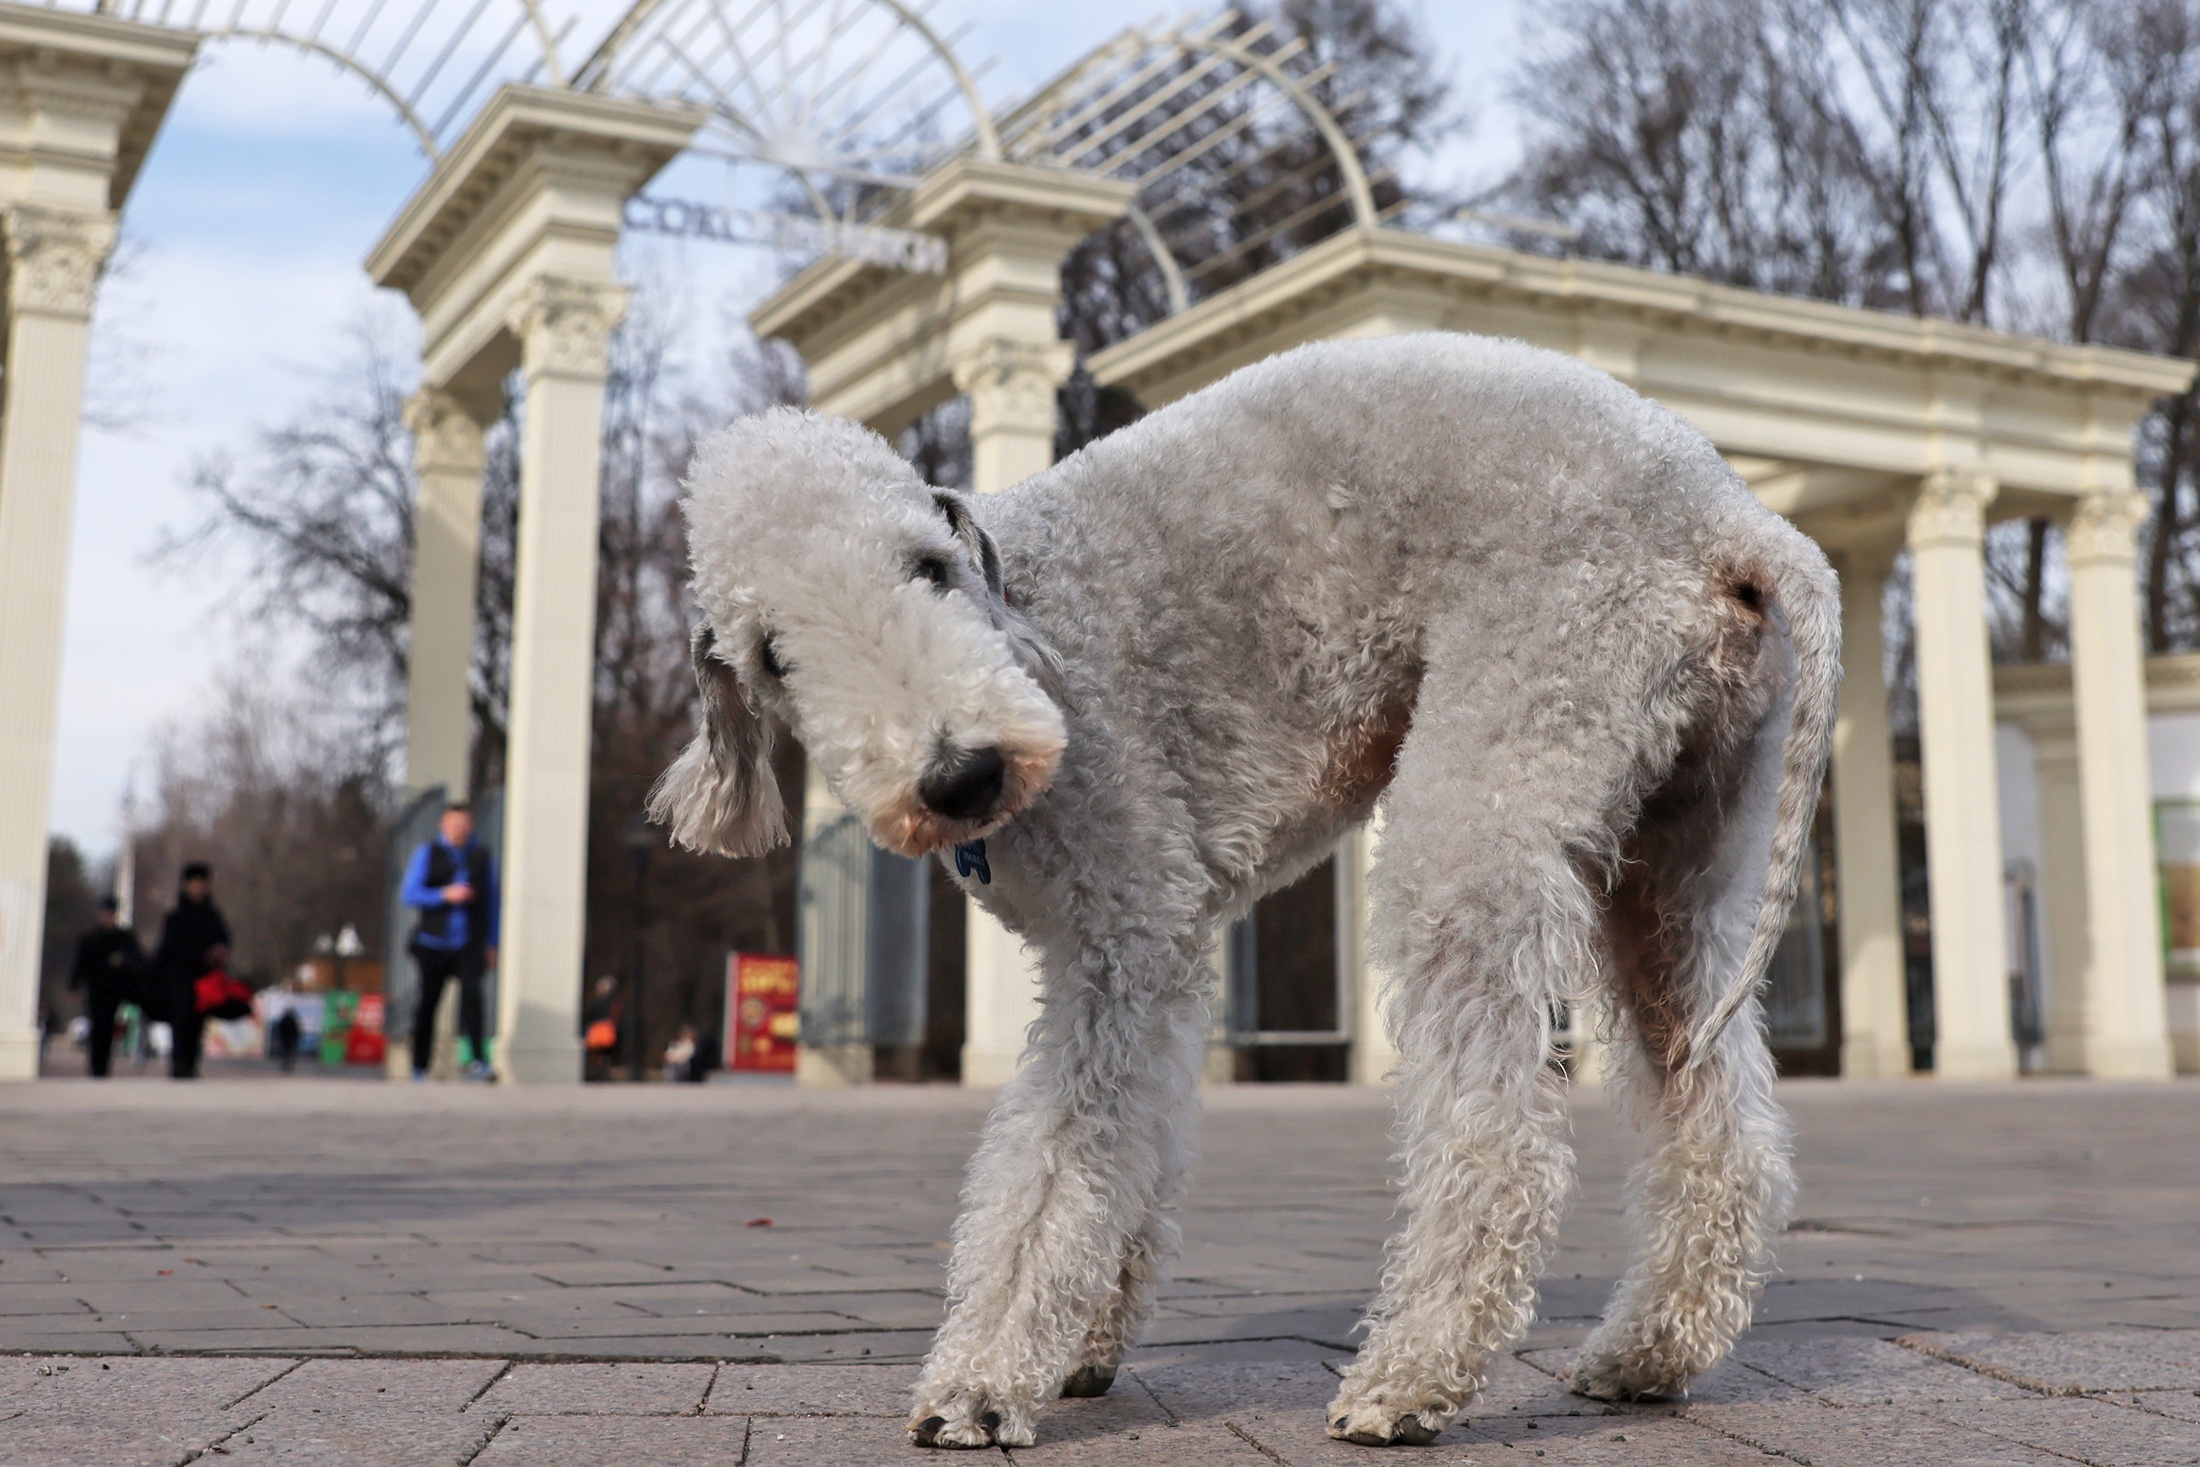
[0,206,113,1081]
[954,337,1074,1086]
[402,387,490,799]
[2063,489,2174,1077]
[2026,717,2092,1072]
[1906,469,2016,1078]
[493,277,628,1085]
[1344,821,1400,1085]
[1831,546,1911,1077]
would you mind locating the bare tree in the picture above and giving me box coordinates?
[1052,0,1461,449]
[129,678,390,985]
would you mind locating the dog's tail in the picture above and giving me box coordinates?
[1680,531,1842,1077]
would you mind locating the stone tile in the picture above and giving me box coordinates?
[126,1323,532,1354]
[2125,1390,2200,1426]
[706,1362,915,1416]
[1700,1399,2074,1465]
[469,1361,716,1415]
[0,1411,236,1466]
[214,1407,500,1465]
[0,1283,97,1317]
[1458,1414,1783,1463]
[741,1414,914,1464]
[474,1415,752,1466]
[1736,1335,2033,1404]
[1123,1336,1353,1369]
[240,1357,508,1411]
[0,1353,295,1410]
[1130,1359,1342,1426]
[1013,1421,1275,1463]
[268,1293,488,1328]
[1921,1395,2200,1465]
[0,1356,296,1467]
[1908,1330,2200,1393]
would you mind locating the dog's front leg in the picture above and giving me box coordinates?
[909,925,1212,1449]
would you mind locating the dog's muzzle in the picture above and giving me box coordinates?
[918,746,1006,823]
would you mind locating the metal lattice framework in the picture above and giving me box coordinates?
[42,1,1385,285]
[576,0,996,212]
[992,11,1391,316]
[80,0,570,157]
[55,0,994,196]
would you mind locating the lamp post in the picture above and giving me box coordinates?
[624,814,653,1082]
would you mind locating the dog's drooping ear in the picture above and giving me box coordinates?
[646,623,789,857]
[933,490,1070,707]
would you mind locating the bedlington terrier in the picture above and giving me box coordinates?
[650,332,1839,1449]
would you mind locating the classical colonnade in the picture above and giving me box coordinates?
[757,179,2198,1085]
[0,0,2192,1084]
[0,7,194,1078]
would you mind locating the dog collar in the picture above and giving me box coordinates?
[954,840,991,885]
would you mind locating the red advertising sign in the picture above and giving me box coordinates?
[346,993,387,1067]
[728,954,799,1073]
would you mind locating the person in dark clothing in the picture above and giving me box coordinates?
[269,1004,302,1072]
[152,862,231,1079]
[399,801,499,1081]
[68,897,144,1078]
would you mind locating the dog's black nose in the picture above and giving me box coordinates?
[920,746,1006,822]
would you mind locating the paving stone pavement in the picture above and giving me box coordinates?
[0,1076,2195,1462]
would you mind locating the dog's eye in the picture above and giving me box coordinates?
[912,554,954,592]
[758,634,787,680]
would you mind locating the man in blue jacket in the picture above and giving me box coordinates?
[400,801,498,1081]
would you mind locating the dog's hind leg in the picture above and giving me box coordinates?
[1572,689,1797,1401]
[909,878,1213,1449]
[1324,649,1667,1447]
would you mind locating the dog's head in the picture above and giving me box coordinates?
[648,408,1068,860]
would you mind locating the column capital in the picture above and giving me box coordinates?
[1908,466,1998,550]
[951,337,1076,438]
[505,277,629,380]
[404,386,491,475]
[2,206,115,319]
[2064,487,2148,570]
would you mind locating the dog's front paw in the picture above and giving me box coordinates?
[907,1394,1035,1450]
[1059,1364,1116,1397]
[1324,1397,1445,1448]
[1569,1340,1689,1402]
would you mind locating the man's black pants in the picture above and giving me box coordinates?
[85,984,122,1077]
[410,944,487,1074]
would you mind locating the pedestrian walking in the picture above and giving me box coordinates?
[152,863,231,1080]
[399,800,498,1081]
[582,975,621,1082]
[68,896,144,1078]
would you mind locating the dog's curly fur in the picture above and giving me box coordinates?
[652,333,1840,1449]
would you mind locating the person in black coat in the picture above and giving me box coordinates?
[152,862,231,1079]
[68,897,144,1078]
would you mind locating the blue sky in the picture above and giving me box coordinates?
[49,0,1524,854]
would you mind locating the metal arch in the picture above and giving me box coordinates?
[516,0,566,86]
[866,0,994,159]
[998,16,1385,318]
[79,0,565,157]
[575,0,996,162]
[1188,26,1375,229]
[1124,203,1188,315]
[206,27,445,157]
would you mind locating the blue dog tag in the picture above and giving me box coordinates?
[954,840,991,885]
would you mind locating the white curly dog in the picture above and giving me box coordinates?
[651,333,1839,1449]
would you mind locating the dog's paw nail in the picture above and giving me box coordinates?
[909,1415,947,1446]
[1061,1366,1116,1397]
